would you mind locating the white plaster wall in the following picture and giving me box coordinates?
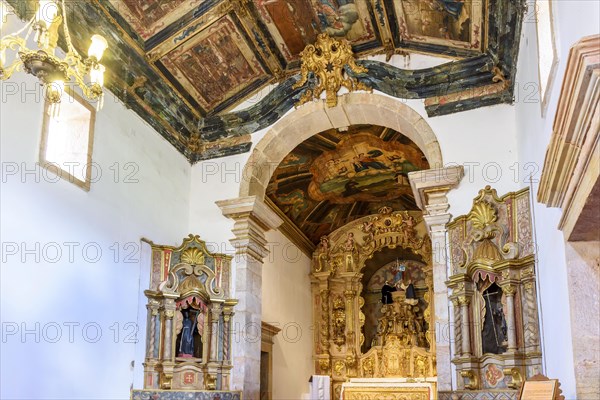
[513,2,599,398]
[0,72,191,399]
[188,152,249,252]
[262,230,314,400]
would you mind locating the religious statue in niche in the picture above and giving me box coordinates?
[176,303,204,359]
[178,311,198,358]
[480,283,508,354]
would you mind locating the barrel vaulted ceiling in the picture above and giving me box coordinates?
[7,0,525,162]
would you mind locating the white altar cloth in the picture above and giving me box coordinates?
[310,375,331,400]
[340,377,437,400]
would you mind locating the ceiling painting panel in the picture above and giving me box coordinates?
[159,15,267,111]
[267,125,429,243]
[108,0,204,41]
[254,0,320,60]
[254,0,378,62]
[309,132,428,204]
[394,0,485,51]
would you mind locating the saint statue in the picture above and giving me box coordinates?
[391,262,405,288]
[178,311,197,358]
[481,285,508,354]
[381,280,397,304]
[404,279,419,306]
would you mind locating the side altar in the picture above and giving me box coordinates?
[131,235,241,400]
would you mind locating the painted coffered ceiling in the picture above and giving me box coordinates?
[266,125,429,247]
[6,0,525,162]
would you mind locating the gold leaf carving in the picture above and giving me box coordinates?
[179,275,202,294]
[293,33,371,107]
[181,247,205,265]
[469,201,497,230]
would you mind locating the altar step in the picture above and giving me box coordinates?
[131,389,241,400]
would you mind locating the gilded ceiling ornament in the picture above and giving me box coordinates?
[293,33,371,108]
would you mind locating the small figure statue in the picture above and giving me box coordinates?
[314,236,330,272]
[402,214,417,245]
[178,311,197,358]
[391,261,406,288]
[344,232,356,251]
[381,280,397,304]
[404,279,419,306]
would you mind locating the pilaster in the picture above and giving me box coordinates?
[216,196,283,400]
[409,166,464,391]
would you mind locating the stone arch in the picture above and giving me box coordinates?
[239,92,443,200]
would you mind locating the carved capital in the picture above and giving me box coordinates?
[210,303,223,318]
[457,296,470,306]
[408,166,464,213]
[502,284,517,296]
[217,196,283,263]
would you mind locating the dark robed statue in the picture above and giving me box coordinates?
[381,280,397,304]
[179,311,197,357]
[405,279,416,300]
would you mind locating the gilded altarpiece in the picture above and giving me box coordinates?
[311,207,436,399]
[140,235,239,394]
[447,187,541,394]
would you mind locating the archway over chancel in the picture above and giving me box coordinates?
[217,94,463,399]
[239,92,444,201]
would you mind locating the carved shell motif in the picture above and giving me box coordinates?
[468,201,497,230]
[181,247,205,265]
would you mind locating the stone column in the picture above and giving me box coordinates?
[145,295,160,359]
[210,302,223,362]
[160,294,178,389]
[409,166,464,391]
[217,196,283,400]
[502,284,517,351]
[222,299,238,364]
[458,296,471,357]
[143,294,160,388]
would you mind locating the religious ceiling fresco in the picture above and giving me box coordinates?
[7,0,525,161]
[266,125,429,243]
[107,0,202,41]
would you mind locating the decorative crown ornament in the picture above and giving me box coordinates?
[293,33,371,107]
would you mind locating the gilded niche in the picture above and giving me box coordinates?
[293,33,371,107]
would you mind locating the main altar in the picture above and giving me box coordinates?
[311,207,437,399]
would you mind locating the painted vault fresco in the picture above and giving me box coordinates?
[107,0,202,41]
[395,0,483,50]
[254,0,377,62]
[266,125,429,243]
[159,15,267,110]
[6,0,525,161]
